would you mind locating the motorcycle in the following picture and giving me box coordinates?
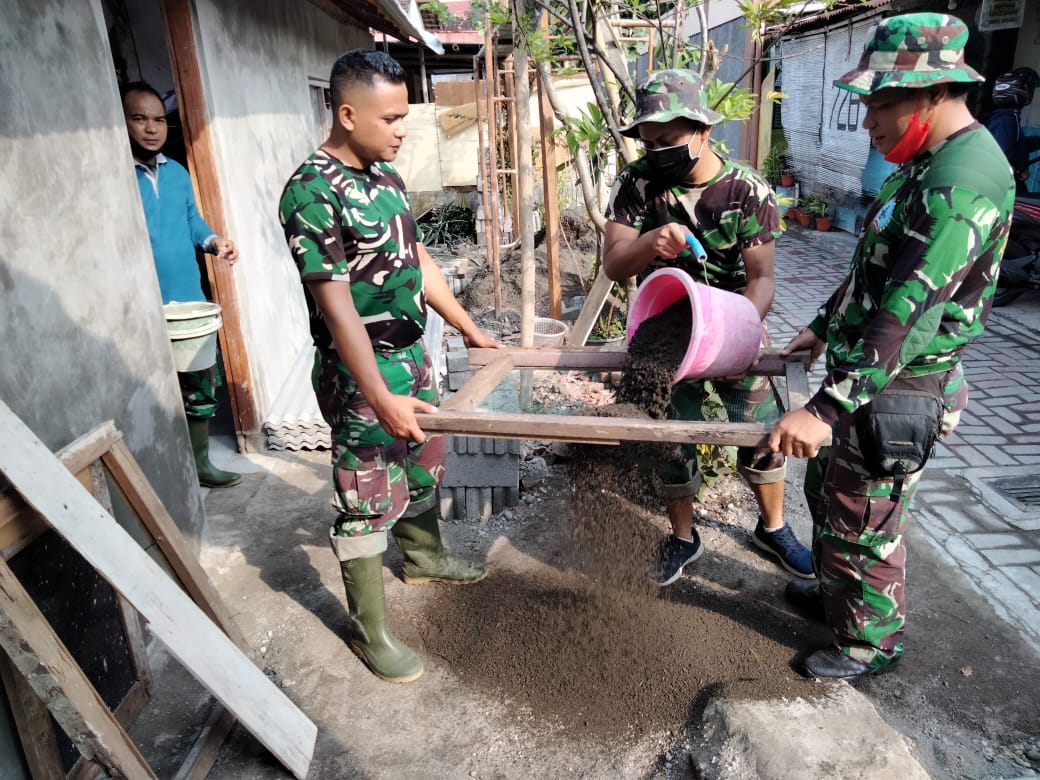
[994,194,1040,306]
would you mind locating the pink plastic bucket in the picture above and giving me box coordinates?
[627,268,762,382]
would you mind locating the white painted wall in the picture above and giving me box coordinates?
[191,0,370,422]
[0,0,206,552]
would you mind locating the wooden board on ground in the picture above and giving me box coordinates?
[0,402,317,780]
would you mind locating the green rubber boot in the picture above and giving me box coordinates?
[187,417,241,488]
[340,554,423,683]
[391,506,488,585]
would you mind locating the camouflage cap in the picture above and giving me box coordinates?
[834,12,984,96]
[619,69,722,138]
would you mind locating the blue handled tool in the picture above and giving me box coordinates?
[685,233,707,262]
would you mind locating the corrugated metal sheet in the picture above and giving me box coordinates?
[779,14,885,201]
[263,346,330,451]
[767,0,895,36]
[263,276,465,451]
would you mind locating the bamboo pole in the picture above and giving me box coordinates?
[513,0,536,346]
[537,11,562,320]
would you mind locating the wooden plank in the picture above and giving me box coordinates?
[101,440,249,651]
[86,460,157,706]
[567,267,613,346]
[784,360,811,411]
[0,403,316,780]
[64,677,153,780]
[778,361,831,447]
[466,347,812,375]
[172,702,237,780]
[85,459,156,704]
[0,492,47,561]
[0,557,157,779]
[417,409,772,447]
[538,10,562,321]
[0,647,65,780]
[469,345,629,369]
[440,354,515,412]
[1,422,123,557]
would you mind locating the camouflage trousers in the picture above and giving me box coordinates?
[803,367,966,669]
[313,341,445,561]
[178,363,220,420]
[662,331,786,498]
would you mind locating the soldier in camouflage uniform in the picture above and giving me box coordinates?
[604,69,813,586]
[279,50,499,683]
[770,13,1015,680]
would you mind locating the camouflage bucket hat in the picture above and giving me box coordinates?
[619,69,723,138]
[834,12,984,96]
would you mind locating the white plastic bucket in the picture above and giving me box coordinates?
[627,268,761,382]
[164,301,222,372]
[533,317,568,347]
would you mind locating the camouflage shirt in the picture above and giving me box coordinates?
[806,124,1014,424]
[605,154,781,292]
[279,150,427,352]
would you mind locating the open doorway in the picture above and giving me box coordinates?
[102,0,247,443]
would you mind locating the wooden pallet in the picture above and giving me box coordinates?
[0,409,316,779]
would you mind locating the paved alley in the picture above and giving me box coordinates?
[772,225,1040,652]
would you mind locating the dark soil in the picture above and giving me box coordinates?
[418,292,823,746]
[618,300,692,419]
[418,473,825,744]
[461,207,598,329]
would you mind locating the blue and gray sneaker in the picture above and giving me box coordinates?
[652,531,704,586]
[752,518,814,578]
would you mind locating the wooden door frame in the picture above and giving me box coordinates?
[160,0,259,450]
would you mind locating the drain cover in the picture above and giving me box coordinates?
[984,475,1040,508]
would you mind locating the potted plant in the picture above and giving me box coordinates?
[795,198,812,227]
[588,310,626,345]
[802,196,831,230]
[760,136,790,188]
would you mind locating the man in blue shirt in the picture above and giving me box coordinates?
[123,82,241,487]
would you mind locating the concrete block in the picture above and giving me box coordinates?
[465,487,480,521]
[492,486,507,512]
[443,451,519,488]
[448,370,473,391]
[479,487,493,520]
[507,486,520,506]
[446,335,466,352]
[440,491,455,522]
[446,351,470,373]
[696,686,930,780]
[467,436,482,453]
[494,438,508,455]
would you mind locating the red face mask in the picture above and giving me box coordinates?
[884,99,933,164]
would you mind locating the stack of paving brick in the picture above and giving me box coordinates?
[441,335,521,521]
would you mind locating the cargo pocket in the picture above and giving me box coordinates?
[332,449,393,522]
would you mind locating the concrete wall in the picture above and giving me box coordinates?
[0,2,205,541]
[0,3,208,768]
[191,0,370,422]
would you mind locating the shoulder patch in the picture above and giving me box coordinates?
[873,199,896,232]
